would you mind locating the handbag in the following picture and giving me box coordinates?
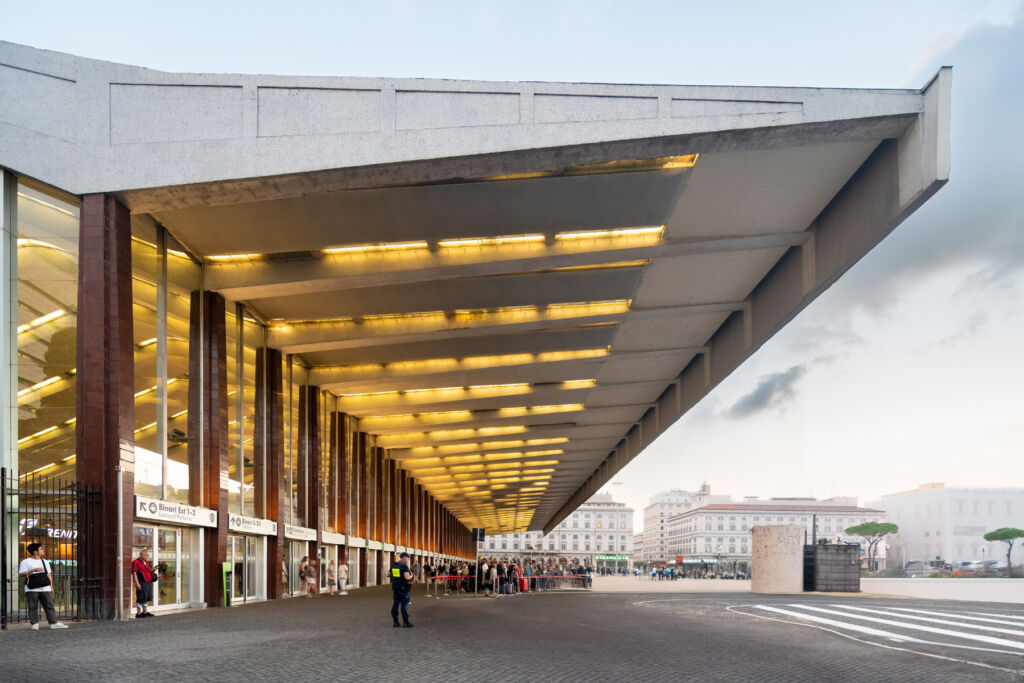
[26,559,51,589]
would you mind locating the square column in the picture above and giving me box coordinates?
[188,290,229,607]
[76,194,134,620]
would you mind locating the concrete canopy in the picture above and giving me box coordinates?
[0,42,950,534]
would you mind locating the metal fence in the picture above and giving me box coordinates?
[1,468,103,628]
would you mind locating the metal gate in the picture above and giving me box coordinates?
[1,468,102,628]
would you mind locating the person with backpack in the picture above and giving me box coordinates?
[131,548,158,618]
[18,542,68,630]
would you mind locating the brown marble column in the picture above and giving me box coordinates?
[76,194,134,620]
[186,290,229,607]
[263,348,285,599]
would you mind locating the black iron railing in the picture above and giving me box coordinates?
[1,468,102,628]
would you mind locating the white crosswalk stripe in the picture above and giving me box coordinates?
[968,611,1024,621]
[833,604,1024,637]
[744,603,1024,655]
[886,607,1024,627]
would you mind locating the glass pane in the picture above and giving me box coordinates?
[131,218,161,498]
[156,529,178,607]
[17,183,78,480]
[246,537,258,600]
[241,319,262,517]
[179,529,191,606]
[226,309,240,514]
[131,526,154,610]
[230,536,244,601]
[290,362,307,526]
[165,233,199,504]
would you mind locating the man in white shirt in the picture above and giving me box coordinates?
[18,542,68,630]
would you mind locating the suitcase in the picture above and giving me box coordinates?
[519,577,528,592]
[501,582,513,595]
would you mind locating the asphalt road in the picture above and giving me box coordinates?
[1,587,1021,681]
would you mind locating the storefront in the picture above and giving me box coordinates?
[226,514,277,604]
[285,524,317,594]
[320,531,346,592]
[346,537,365,589]
[366,540,382,587]
[132,496,215,612]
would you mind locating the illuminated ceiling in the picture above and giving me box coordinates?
[153,142,883,534]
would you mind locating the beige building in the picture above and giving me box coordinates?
[478,493,634,570]
[666,496,888,571]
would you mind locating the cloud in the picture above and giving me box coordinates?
[820,18,1024,318]
[726,364,806,419]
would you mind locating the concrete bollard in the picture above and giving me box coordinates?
[751,525,804,594]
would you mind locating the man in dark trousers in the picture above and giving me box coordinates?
[390,552,414,628]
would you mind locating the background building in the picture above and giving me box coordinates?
[662,493,888,572]
[478,493,634,570]
[871,483,1024,567]
[637,485,730,566]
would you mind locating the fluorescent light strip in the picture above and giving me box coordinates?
[555,225,664,240]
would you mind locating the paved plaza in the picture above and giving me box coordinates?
[594,575,1024,603]
[1,585,1021,682]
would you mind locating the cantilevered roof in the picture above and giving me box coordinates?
[0,42,950,534]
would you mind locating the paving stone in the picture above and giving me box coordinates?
[0,586,1017,681]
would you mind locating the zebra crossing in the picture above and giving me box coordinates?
[738,603,1024,656]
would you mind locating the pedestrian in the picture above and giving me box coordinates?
[390,551,414,628]
[327,560,337,595]
[412,559,421,583]
[305,556,319,596]
[299,556,310,596]
[131,548,157,618]
[338,556,349,595]
[18,542,68,630]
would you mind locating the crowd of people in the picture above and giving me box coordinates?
[639,566,750,580]
[423,558,596,595]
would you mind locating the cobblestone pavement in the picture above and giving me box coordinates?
[1,587,1021,682]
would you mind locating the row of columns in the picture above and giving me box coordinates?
[74,194,474,618]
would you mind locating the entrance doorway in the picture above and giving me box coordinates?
[131,524,192,611]
[228,535,262,603]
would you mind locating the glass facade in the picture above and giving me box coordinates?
[15,181,78,480]
[227,311,264,517]
[3,175,465,610]
[131,218,200,503]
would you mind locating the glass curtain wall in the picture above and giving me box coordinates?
[227,306,265,517]
[131,219,200,502]
[241,318,262,517]
[288,360,307,526]
[165,234,199,503]
[15,181,79,480]
[131,218,161,497]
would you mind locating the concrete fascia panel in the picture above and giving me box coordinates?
[1,40,926,204]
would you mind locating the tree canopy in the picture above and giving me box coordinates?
[845,522,898,538]
[984,528,1024,543]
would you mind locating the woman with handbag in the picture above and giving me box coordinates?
[132,548,157,618]
[18,542,68,630]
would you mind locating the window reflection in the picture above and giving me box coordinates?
[17,182,78,481]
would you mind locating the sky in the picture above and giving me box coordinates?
[3,1,1023,531]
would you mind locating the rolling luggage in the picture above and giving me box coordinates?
[519,577,528,592]
[501,582,513,595]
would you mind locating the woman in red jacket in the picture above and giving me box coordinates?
[132,549,157,618]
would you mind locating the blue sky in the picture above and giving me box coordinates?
[3,1,1023,528]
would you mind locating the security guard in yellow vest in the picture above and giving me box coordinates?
[390,552,414,628]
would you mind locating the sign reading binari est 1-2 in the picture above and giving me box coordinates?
[135,495,218,528]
